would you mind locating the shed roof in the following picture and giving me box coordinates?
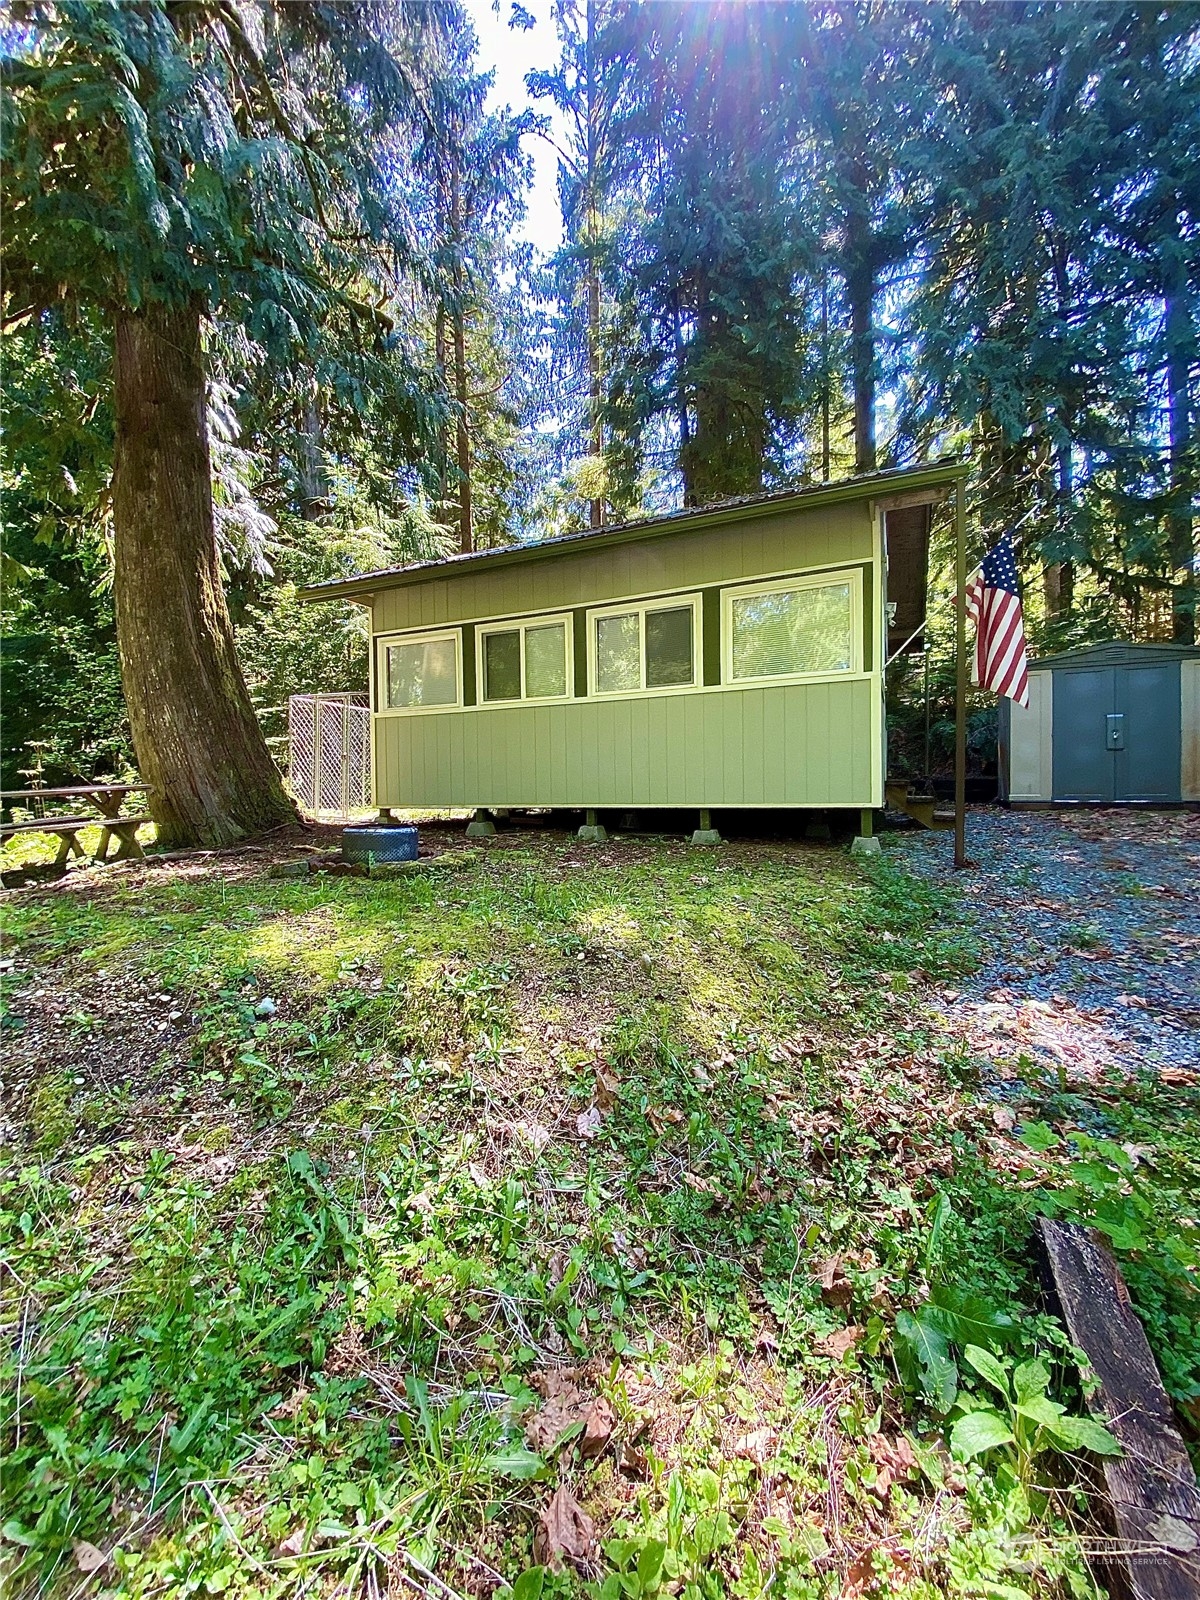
[300,458,964,602]
[1028,641,1200,671]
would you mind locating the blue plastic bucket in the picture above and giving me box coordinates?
[342,824,419,865]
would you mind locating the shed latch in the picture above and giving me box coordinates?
[1106,712,1125,751]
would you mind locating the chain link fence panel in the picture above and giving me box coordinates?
[287,694,371,820]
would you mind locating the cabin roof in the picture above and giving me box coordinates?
[300,458,964,603]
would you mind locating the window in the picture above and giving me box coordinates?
[379,630,460,710]
[478,615,571,703]
[724,571,861,684]
[589,595,700,696]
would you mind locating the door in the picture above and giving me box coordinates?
[1051,662,1181,801]
[1052,668,1116,800]
[1115,663,1180,800]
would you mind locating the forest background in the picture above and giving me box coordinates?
[3,0,1198,795]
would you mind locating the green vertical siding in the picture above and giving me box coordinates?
[370,500,874,634]
[374,677,879,809]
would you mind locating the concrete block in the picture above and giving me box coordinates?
[850,835,881,857]
[691,828,722,846]
[577,824,608,843]
[465,810,496,838]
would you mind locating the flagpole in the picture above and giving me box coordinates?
[954,474,968,870]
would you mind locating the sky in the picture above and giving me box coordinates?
[462,0,567,257]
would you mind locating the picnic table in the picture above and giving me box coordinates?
[0,783,154,867]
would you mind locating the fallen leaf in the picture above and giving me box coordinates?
[845,1543,912,1597]
[754,1321,780,1354]
[73,1542,108,1574]
[868,1433,918,1499]
[991,1105,1016,1131]
[516,1120,551,1154]
[819,1324,862,1361]
[1160,1066,1198,1086]
[816,1256,853,1306]
[576,1106,603,1140]
[594,1068,620,1109]
[733,1426,776,1464]
[579,1395,615,1459]
[525,1372,586,1453]
[278,1528,306,1557]
[534,1484,594,1569]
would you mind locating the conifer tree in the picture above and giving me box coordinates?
[2,1,446,845]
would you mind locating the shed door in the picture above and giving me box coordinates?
[1052,668,1116,800]
[1052,662,1182,801]
[1115,663,1180,801]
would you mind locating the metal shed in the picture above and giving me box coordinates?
[999,641,1200,805]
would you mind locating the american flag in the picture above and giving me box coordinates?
[966,534,1030,708]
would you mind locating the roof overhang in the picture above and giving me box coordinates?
[299,458,965,604]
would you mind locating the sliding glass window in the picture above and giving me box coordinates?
[588,594,701,697]
[477,615,572,704]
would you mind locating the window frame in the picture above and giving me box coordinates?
[586,592,703,699]
[475,612,575,706]
[375,627,463,716]
[721,568,864,688]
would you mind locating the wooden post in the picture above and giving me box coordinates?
[954,476,968,870]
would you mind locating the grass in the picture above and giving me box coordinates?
[1,825,1196,1600]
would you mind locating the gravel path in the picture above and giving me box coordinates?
[898,806,1200,1079]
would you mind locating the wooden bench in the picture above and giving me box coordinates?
[0,814,152,866]
[1,784,154,868]
[2,816,95,867]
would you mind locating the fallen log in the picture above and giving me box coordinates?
[1037,1218,1200,1600]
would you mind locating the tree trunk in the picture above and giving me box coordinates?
[847,245,875,475]
[1165,255,1195,645]
[453,303,472,554]
[450,153,472,556]
[587,248,604,529]
[297,396,328,520]
[112,299,297,849]
[1044,437,1075,620]
[585,0,604,531]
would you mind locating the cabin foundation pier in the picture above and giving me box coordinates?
[466,809,497,838]
[691,808,722,845]
[851,807,880,856]
[578,809,608,843]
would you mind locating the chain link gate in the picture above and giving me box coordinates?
[287,694,372,820]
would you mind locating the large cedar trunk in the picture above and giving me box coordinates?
[112,299,297,848]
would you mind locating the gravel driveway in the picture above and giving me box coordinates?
[898,806,1200,1079]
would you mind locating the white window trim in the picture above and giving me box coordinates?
[722,568,864,687]
[475,613,574,706]
[586,592,703,699]
[375,627,463,716]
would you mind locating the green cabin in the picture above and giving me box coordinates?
[303,461,961,823]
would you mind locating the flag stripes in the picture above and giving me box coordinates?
[965,534,1030,708]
